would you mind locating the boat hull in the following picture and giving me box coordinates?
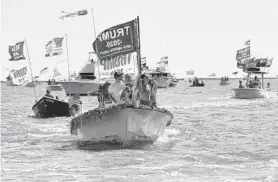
[57,80,101,96]
[6,80,16,86]
[232,88,266,99]
[70,104,173,144]
[32,96,72,118]
[190,84,205,87]
[219,81,230,85]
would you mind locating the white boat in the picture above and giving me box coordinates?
[219,80,230,85]
[149,71,176,88]
[70,17,173,144]
[70,104,173,144]
[232,57,274,99]
[58,61,101,96]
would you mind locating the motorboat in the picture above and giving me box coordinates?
[58,61,101,96]
[32,87,81,118]
[70,104,173,144]
[219,80,230,85]
[232,57,274,99]
[70,17,174,145]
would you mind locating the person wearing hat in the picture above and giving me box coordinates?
[108,71,126,104]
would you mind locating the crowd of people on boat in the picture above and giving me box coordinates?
[97,71,158,108]
[192,77,204,86]
[221,77,229,81]
[238,76,271,91]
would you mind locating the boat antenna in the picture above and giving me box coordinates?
[65,33,71,96]
[136,16,142,76]
[25,38,37,103]
[91,8,101,84]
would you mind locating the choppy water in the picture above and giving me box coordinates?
[1,79,278,182]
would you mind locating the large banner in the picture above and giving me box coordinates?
[10,64,31,85]
[45,37,64,57]
[236,47,250,60]
[93,20,137,60]
[97,52,138,78]
[9,41,25,61]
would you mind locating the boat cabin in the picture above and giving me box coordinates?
[78,62,96,80]
[243,67,268,89]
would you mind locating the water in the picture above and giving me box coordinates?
[1,79,278,182]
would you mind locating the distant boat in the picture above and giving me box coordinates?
[58,60,101,96]
[232,42,274,99]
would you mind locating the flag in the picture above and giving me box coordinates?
[160,56,168,64]
[40,67,49,75]
[60,9,88,20]
[9,41,25,61]
[232,71,238,75]
[92,19,137,60]
[266,58,273,67]
[141,57,147,69]
[45,37,64,57]
[245,39,250,46]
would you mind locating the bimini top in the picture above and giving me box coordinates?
[243,67,268,74]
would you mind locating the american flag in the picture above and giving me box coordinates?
[245,39,250,46]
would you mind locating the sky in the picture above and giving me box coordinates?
[1,0,278,80]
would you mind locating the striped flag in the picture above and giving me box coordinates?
[45,37,64,57]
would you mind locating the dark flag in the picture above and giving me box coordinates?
[236,47,250,60]
[45,37,64,57]
[92,19,137,60]
[9,41,25,61]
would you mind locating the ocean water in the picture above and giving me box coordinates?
[1,79,278,182]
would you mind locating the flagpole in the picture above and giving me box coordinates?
[25,38,37,103]
[91,8,101,84]
[136,16,142,75]
[65,33,71,96]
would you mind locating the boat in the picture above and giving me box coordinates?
[219,80,230,85]
[219,77,230,85]
[57,58,101,96]
[147,70,176,88]
[70,16,173,144]
[32,86,81,118]
[232,40,274,99]
[190,78,205,87]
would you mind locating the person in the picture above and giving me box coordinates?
[108,71,126,104]
[253,76,261,88]
[47,79,51,85]
[68,94,82,116]
[266,82,271,91]
[124,74,133,88]
[148,75,158,106]
[238,80,245,88]
[133,74,156,107]
[45,90,53,98]
[97,81,111,108]
[56,96,59,100]
[247,80,254,88]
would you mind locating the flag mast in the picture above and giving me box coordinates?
[65,33,71,96]
[136,16,142,75]
[25,38,37,103]
[91,8,101,84]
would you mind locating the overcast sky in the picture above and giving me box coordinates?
[1,0,278,80]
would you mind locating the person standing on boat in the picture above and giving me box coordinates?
[148,75,158,106]
[45,90,53,98]
[133,74,157,107]
[108,71,126,104]
[253,76,261,88]
[238,80,245,88]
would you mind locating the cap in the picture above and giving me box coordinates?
[114,71,123,78]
